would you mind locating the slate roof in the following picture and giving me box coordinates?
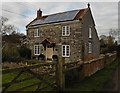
[27,8,88,27]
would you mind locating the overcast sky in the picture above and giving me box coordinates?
[2,2,118,37]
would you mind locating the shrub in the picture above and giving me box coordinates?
[65,68,79,85]
[2,44,32,62]
[18,46,31,60]
[116,45,120,57]
[100,44,120,58]
[2,44,20,62]
[38,54,45,60]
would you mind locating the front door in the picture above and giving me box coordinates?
[46,48,53,60]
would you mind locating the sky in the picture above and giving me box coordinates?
[1,1,118,37]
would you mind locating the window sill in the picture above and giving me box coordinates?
[34,54,40,55]
[34,36,40,37]
[62,35,70,37]
[62,56,70,58]
[88,52,92,54]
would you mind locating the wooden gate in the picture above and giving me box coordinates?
[2,61,57,92]
[2,58,83,92]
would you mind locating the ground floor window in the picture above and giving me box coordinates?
[34,45,40,55]
[88,42,92,53]
[62,45,70,57]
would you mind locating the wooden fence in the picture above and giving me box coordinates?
[2,61,57,92]
[2,52,117,92]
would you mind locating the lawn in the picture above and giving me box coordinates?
[65,58,120,92]
[2,58,120,92]
[2,70,55,91]
[2,71,40,91]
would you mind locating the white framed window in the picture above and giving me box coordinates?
[62,26,70,36]
[88,42,92,53]
[62,45,70,57]
[34,45,40,55]
[89,27,92,38]
[34,29,40,37]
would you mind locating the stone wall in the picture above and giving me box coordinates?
[27,21,83,63]
[81,8,100,60]
[80,52,117,77]
[27,8,100,63]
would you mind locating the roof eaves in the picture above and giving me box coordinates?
[30,19,76,26]
[26,18,37,28]
[26,16,48,28]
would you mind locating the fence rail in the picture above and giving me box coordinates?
[2,61,57,92]
[2,52,117,92]
[63,61,83,72]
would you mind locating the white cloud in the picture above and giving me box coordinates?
[2,0,119,2]
[1,2,118,36]
[90,2,118,36]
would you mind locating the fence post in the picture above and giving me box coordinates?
[56,57,65,91]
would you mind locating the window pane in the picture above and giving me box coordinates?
[63,51,65,55]
[66,46,70,56]
[66,26,70,35]
[34,45,40,55]
[34,30,37,36]
[89,28,92,38]
[66,53,69,56]
[38,46,40,54]
[62,26,65,35]
[62,46,65,56]
[66,50,69,56]
[88,42,92,53]
[62,26,70,36]
[34,29,39,37]
[66,46,69,50]
[63,31,65,35]
[62,45,70,57]
[38,29,40,36]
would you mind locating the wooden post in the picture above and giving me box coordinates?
[56,57,65,91]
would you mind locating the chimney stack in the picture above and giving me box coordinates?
[37,9,42,19]
[87,3,90,8]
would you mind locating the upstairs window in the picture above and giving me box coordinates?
[34,29,40,37]
[62,26,70,36]
[34,45,40,55]
[88,42,92,53]
[89,27,92,38]
[62,45,70,57]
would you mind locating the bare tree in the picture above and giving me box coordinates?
[109,29,117,37]
[0,16,16,35]
[109,28,120,44]
[118,29,120,44]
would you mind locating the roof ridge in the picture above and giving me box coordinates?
[43,8,87,17]
[27,8,88,27]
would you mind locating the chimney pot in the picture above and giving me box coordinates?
[87,3,90,8]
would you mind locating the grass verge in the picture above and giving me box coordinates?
[65,58,120,92]
[2,70,54,91]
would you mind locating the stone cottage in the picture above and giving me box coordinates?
[26,4,100,63]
